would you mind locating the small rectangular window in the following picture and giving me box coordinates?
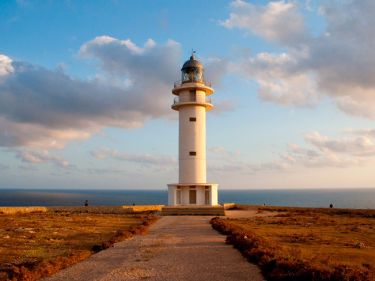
[189,117,196,122]
[189,151,196,156]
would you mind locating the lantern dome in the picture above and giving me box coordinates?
[181,53,204,83]
[181,53,203,71]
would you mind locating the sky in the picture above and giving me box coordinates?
[0,0,374,190]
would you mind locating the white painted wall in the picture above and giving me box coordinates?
[178,92,207,183]
[167,185,175,205]
[168,80,218,206]
[167,184,219,206]
[211,184,218,205]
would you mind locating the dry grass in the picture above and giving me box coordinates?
[211,207,375,281]
[122,205,164,213]
[0,207,48,215]
[223,203,237,210]
[50,206,137,214]
[0,209,158,281]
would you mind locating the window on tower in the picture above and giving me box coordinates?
[189,151,196,156]
[189,117,196,122]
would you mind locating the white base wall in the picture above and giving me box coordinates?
[167,184,218,206]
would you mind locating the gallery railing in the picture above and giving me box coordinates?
[173,97,212,105]
[174,79,212,88]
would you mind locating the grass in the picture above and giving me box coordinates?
[0,207,48,215]
[122,205,164,212]
[0,208,158,281]
[212,206,375,281]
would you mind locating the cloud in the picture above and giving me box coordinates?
[222,0,375,118]
[208,146,288,174]
[283,143,361,168]
[0,62,149,148]
[238,51,319,106]
[85,167,131,175]
[79,36,179,85]
[209,146,240,157]
[203,57,229,87]
[209,159,288,175]
[278,130,375,169]
[0,36,231,149]
[91,148,177,167]
[346,128,375,139]
[0,55,14,81]
[15,149,70,167]
[221,0,306,45]
[305,131,375,157]
[0,38,181,149]
[208,129,375,174]
[0,117,92,148]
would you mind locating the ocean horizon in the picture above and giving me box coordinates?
[0,188,374,209]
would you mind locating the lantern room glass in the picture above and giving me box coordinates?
[182,68,203,83]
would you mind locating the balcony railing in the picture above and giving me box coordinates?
[173,97,212,105]
[174,79,212,88]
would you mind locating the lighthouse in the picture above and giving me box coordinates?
[167,53,218,206]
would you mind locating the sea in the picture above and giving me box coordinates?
[0,188,374,209]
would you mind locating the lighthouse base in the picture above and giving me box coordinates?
[167,183,218,206]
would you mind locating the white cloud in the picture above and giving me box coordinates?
[277,130,375,169]
[0,55,14,80]
[79,36,181,84]
[283,143,361,168]
[91,148,177,167]
[208,146,241,158]
[0,117,92,149]
[239,51,319,106]
[15,149,69,167]
[0,36,231,150]
[221,0,306,45]
[223,0,375,118]
[208,146,288,174]
[203,57,229,86]
[335,96,375,119]
[80,36,156,55]
[346,128,375,138]
[208,129,375,175]
[305,131,375,157]
[0,38,175,149]
[85,167,131,175]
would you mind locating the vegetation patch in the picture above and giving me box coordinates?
[211,207,375,281]
[0,210,158,281]
[0,207,48,215]
[122,205,164,213]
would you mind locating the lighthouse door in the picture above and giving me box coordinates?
[189,189,197,204]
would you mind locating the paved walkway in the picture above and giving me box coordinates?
[44,216,264,281]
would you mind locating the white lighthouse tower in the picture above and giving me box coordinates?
[168,53,218,206]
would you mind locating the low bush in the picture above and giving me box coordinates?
[0,214,158,281]
[211,217,372,281]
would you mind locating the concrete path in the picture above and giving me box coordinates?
[44,216,264,281]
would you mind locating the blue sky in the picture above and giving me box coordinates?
[0,0,375,189]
